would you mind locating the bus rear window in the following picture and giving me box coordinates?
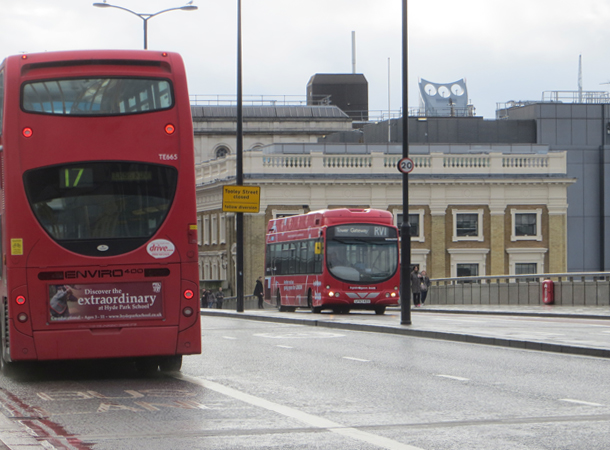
[21,78,173,116]
[23,162,177,255]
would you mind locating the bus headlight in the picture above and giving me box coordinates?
[328,291,334,297]
[390,292,397,297]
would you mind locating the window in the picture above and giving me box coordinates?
[215,146,230,159]
[395,210,424,242]
[211,261,218,280]
[203,216,210,245]
[22,78,173,116]
[448,248,489,278]
[219,214,226,244]
[23,162,177,256]
[516,263,537,274]
[452,209,484,242]
[265,239,323,276]
[272,209,304,219]
[456,214,478,236]
[457,263,478,277]
[507,248,547,276]
[511,209,542,241]
[197,216,202,246]
[211,214,218,244]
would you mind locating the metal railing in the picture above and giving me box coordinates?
[204,294,259,310]
[428,272,610,307]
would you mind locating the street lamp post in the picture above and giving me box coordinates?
[400,0,412,325]
[93,2,198,50]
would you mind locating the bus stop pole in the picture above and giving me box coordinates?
[235,0,244,312]
[400,0,412,325]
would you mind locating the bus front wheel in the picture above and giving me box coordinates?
[308,291,322,314]
[374,306,386,315]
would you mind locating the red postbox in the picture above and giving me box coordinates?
[542,279,554,304]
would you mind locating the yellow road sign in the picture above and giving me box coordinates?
[222,185,261,213]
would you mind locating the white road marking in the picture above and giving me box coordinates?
[254,331,345,339]
[435,374,469,382]
[176,374,423,450]
[559,399,604,407]
[277,345,293,349]
[222,336,238,340]
[343,357,370,362]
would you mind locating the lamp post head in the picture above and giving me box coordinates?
[181,5,198,11]
[92,2,111,7]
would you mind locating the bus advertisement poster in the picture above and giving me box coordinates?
[48,282,164,322]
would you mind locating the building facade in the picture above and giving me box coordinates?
[498,99,610,272]
[195,115,572,294]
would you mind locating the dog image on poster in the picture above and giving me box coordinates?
[49,285,77,318]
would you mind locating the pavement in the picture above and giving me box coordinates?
[201,303,610,358]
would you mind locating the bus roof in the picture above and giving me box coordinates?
[268,208,395,234]
[3,49,181,65]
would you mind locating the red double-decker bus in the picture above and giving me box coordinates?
[265,209,400,314]
[0,50,200,372]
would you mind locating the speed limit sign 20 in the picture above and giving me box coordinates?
[397,157,414,174]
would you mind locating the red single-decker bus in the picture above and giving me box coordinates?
[0,50,200,372]
[265,209,400,314]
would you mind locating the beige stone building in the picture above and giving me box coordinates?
[193,103,573,295]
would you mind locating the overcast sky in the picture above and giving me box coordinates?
[2,0,610,118]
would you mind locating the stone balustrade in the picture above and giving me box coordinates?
[195,150,567,185]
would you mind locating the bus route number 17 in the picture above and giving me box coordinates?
[397,157,414,174]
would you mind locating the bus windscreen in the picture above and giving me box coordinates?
[21,78,173,116]
[326,225,398,283]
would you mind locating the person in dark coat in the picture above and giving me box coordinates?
[254,276,264,309]
[419,270,431,305]
[410,265,421,307]
[215,287,224,309]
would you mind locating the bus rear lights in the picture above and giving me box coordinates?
[15,295,26,305]
[22,127,33,138]
[183,289,194,300]
[182,307,194,317]
[164,124,176,135]
[17,313,28,323]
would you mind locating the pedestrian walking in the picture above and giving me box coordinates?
[419,270,431,305]
[215,287,224,309]
[205,289,215,309]
[201,289,209,308]
[410,265,421,307]
[254,276,264,309]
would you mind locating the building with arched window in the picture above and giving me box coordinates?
[192,100,578,296]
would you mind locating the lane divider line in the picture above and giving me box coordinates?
[175,373,424,450]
